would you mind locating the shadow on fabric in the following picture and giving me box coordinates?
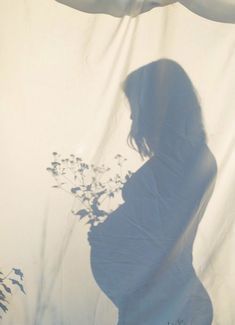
[88,59,217,324]
[55,0,176,17]
[55,0,235,23]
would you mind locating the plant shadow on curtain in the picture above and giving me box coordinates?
[88,59,217,325]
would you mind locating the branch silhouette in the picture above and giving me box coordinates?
[0,268,25,319]
[47,153,132,226]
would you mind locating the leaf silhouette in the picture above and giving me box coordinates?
[1,284,11,294]
[12,268,24,281]
[75,209,89,219]
[95,190,106,199]
[0,302,8,313]
[87,219,95,226]
[9,279,25,294]
[71,187,81,194]
[0,290,6,300]
[51,162,60,166]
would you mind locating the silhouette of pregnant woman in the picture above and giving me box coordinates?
[89,59,217,325]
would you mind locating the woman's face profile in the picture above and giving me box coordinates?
[124,59,205,158]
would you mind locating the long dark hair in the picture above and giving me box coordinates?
[123,59,206,158]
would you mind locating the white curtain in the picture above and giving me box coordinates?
[1,1,235,324]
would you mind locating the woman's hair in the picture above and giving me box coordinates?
[123,59,206,158]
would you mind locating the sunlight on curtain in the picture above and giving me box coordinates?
[0,1,235,324]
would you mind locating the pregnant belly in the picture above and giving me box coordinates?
[89,201,213,325]
[89,201,172,306]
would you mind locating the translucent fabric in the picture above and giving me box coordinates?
[0,1,235,324]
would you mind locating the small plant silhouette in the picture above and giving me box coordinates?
[31,153,132,324]
[0,268,25,319]
[47,153,132,226]
[46,154,186,324]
